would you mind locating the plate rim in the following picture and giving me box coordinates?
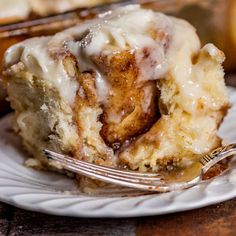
[0,86,236,218]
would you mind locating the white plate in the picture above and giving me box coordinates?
[0,87,236,218]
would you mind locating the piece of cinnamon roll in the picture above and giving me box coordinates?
[0,0,117,24]
[3,5,229,186]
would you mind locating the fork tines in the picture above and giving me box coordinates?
[43,149,164,190]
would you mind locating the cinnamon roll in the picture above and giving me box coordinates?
[3,5,229,186]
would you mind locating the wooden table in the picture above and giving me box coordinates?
[0,75,236,236]
[0,200,235,235]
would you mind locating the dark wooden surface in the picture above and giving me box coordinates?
[0,75,236,235]
[0,200,235,235]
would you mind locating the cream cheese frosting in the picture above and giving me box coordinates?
[4,5,227,109]
[0,0,115,23]
[0,0,30,22]
[28,0,113,16]
[4,5,171,104]
[4,37,79,104]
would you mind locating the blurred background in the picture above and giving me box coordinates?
[0,0,236,116]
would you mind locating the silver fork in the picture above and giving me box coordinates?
[43,143,236,192]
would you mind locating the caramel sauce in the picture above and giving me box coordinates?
[203,157,231,180]
[159,157,231,184]
[81,158,232,197]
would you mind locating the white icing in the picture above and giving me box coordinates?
[0,0,107,21]
[76,5,172,84]
[142,86,154,113]
[202,43,225,63]
[64,5,172,102]
[95,71,111,102]
[164,18,201,114]
[5,5,224,111]
[4,37,79,104]
[28,0,106,16]
[0,0,30,21]
[165,18,225,114]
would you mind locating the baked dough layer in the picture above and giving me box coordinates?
[3,5,229,174]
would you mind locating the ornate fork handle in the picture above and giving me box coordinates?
[200,143,236,174]
[44,144,236,192]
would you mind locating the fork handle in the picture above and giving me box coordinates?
[200,143,236,174]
